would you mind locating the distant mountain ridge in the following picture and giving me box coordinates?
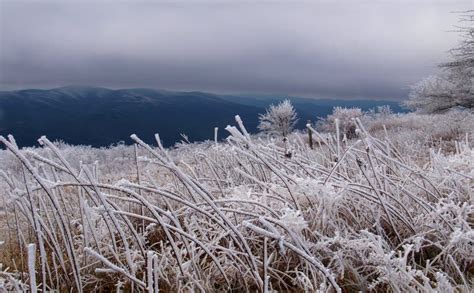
[0,86,404,147]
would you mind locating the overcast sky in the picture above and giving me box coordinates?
[0,0,471,99]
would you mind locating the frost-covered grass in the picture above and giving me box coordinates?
[0,111,473,292]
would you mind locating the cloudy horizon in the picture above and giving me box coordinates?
[0,0,471,100]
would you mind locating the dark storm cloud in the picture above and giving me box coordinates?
[0,0,471,99]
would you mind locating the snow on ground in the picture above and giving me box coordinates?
[0,110,472,291]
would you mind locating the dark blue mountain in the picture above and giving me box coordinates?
[0,86,262,147]
[0,86,404,147]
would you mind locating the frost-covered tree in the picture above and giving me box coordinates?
[405,11,474,113]
[258,99,298,138]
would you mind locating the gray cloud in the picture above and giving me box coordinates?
[0,0,471,99]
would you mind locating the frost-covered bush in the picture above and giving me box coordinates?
[258,99,298,138]
[317,106,363,139]
[363,109,474,158]
[0,113,472,292]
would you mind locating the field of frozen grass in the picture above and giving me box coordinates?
[0,110,473,292]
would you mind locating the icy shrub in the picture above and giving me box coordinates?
[363,109,474,157]
[258,99,298,138]
[317,106,363,139]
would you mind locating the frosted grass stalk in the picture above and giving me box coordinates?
[147,251,154,293]
[27,243,37,293]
